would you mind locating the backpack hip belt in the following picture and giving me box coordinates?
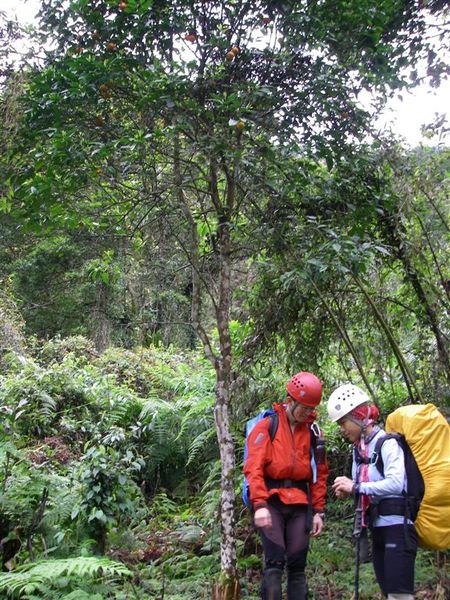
[369,496,418,521]
[265,477,309,492]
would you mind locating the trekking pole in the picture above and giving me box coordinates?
[352,496,363,600]
[354,533,361,600]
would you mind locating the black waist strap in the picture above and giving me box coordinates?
[370,497,419,520]
[376,498,406,516]
[265,478,309,492]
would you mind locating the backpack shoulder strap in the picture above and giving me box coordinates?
[244,408,276,438]
[352,432,400,470]
[268,412,318,444]
[268,412,279,441]
[309,422,319,447]
[373,433,402,477]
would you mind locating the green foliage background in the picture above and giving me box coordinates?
[0,0,449,597]
[0,336,447,598]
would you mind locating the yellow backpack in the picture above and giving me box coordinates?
[385,403,450,550]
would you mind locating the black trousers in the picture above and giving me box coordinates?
[371,524,417,596]
[258,496,310,572]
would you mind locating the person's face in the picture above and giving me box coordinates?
[337,416,361,443]
[286,395,315,423]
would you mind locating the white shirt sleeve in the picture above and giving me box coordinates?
[358,438,406,497]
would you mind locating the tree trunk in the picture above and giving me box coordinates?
[214,364,238,591]
[397,251,450,382]
[353,275,424,403]
[91,281,111,352]
[213,212,239,590]
[211,579,241,600]
[382,213,450,383]
[173,140,240,593]
[310,279,377,405]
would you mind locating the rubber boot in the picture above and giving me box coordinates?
[387,595,414,600]
[261,567,282,600]
[287,568,308,600]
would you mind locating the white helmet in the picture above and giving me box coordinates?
[327,384,370,422]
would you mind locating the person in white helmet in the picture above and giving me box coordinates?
[327,384,417,600]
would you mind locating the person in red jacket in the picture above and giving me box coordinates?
[243,371,329,600]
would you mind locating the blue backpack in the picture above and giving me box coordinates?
[242,408,321,509]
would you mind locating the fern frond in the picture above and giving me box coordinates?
[0,557,131,597]
[60,591,104,600]
[176,394,214,441]
[201,459,222,495]
[42,487,79,528]
[0,441,22,462]
[187,428,216,466]
[37,391,57,416]
[139,396,173,422]
[0,571,44,597]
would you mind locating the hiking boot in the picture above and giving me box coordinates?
[261,567,282,600]
[287,568,308,600]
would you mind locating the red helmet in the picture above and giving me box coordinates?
[286,372,322,407]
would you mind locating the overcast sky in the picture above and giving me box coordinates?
[3,0,449,147]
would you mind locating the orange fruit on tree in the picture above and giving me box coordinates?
[99,83,111,98]
[184,33,197,43]
[106,42,117,52]
[230,46,240,56]
[118,1,128,9]
[235,120,245,131]
[225,51,235,62]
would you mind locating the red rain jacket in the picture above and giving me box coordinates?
[243,402,329,511]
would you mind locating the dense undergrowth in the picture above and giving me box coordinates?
[0,337,447,599]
